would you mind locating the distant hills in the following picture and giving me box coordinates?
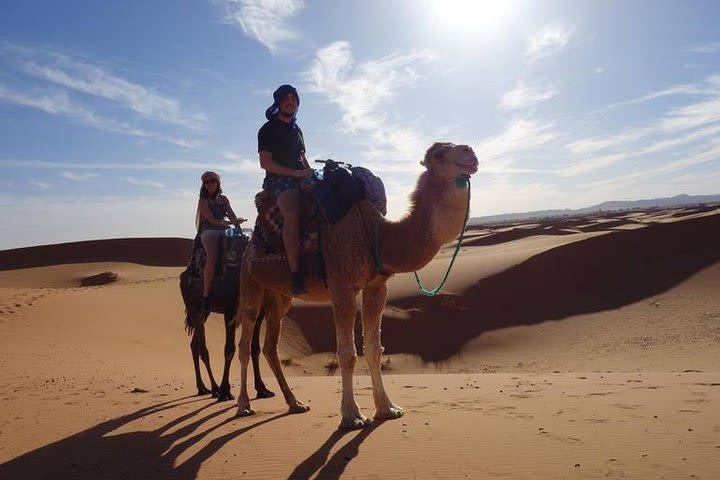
[0,238,193,271]
[469,194,720,226]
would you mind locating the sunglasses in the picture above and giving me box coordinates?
[203,179,218,185]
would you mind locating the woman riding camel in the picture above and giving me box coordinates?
[195,170,245,312]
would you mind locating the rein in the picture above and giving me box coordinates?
[373,174,471,297]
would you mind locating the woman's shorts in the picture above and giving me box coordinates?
[200,229,224,261]
[262,174,300,199]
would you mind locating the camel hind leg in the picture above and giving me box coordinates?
[362,283,403,420]
[236,270,267,416]
[252,307,275,399]
[261,294,309,414]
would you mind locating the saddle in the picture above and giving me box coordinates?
[250,182,324,285]
[185,229,249,280]
[249,162,386,287]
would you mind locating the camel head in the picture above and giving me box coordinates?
[420,142,479,182]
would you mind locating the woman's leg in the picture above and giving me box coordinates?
[200,230,220,298]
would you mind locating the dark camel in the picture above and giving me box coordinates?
[180,236,275,401]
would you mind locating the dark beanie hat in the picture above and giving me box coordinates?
[265,84,300,120]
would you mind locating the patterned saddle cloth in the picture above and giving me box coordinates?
[250,163,386,286]
[186,230,250,280]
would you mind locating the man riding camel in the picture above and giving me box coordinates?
[257,84,313,294]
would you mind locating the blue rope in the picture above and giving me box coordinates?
[414,175,471,296]
[373,175,471,297]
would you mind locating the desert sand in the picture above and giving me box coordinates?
[1,206,719,479]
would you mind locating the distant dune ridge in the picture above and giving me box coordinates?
[470,193,720,225]
[1,205,719,479]
[0,237,193,271]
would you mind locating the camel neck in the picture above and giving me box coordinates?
[377,174,469,274]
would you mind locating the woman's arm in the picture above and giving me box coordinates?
[221,196,246,225]
[197,198,230,227]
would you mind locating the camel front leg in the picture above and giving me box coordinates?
[236,306,258,417]
[362,283,403,420]
[190,326,211,396]
[192,321,220,397]
[216,311,236,402]
[332,289,370,430]
[262,295,309,414]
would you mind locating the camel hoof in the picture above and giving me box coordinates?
[216,390,235,402]
[288,402,311,414]
[236,406,255,417]
[197,386,212,396]
[256,387,275,399]
[376,406,404,420]
[339,415,372,430]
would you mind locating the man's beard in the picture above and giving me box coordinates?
[278,106,295,120]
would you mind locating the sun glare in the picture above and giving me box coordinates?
[427,0,517,36]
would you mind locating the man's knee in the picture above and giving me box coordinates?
[277,190,300,217]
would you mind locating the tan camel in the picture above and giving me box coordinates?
[234,142,479,429]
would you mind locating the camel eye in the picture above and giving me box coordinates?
[433,146,451,159]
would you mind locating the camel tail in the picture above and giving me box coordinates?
[179,270,197,336]
[184,306,195,336]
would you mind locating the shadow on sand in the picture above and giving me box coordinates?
[287,420,385,480]
[0,396,290,480]
[291,211,720,362]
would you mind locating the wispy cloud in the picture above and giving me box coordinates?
[20,60,208,130]
[692,42,720,54]
[220,0,305,54]
[0,85,199,148]
[566,127,652,156]
[306,41,436,132]
[62,171,99,182]
[559,152,628,177]
[562,74,720,177]
[222,150,261,171]
[2,43,207,130]
[30,181,50,189]
[584,139,720,191]
[659,97,720,132]
[305,41,436,165]
[476,119,556,166]
[526,24,572,61]
[500,82,557,110]
[122,177,165,188]
[1,157,259,173]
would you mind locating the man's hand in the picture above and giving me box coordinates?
[295,168,313,178]
[233,217,247,226]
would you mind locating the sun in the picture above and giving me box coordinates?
[426,0,517,36]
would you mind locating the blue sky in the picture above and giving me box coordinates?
[1,0,720,249]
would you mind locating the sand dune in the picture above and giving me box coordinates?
[1,206,719,479]
[0,237,192,271]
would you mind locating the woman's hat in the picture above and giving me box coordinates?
[201,171,220,182]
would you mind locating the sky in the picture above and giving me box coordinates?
[1,0,720,249]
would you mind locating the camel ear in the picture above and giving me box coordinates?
[422,142,448,166]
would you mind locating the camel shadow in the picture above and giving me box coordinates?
[287,421,385,480]
[0,395,289,480]
[384,212,720,361]
[288,212,720,362]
